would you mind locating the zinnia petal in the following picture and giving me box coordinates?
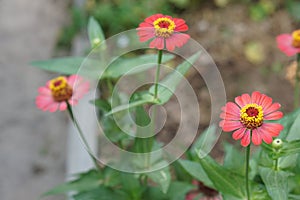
[259,127,273,144]
[232,128,246,140]
[145,13,164,24]
[173,18,188,32]
[260,123,283,137]
[264,111,283,120]
[252,129,262,145]
[150,37,164,50]
[241,130,251,147]
[235,93,251,108]
[251,91,261,104]
[59,102,67,111]
[263,103,281,115]
[222,102,240,115]
[258,94,272,109]
[276,34,300,57]
[220,120,242,132]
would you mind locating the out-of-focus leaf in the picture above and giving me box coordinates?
[121,173,144,199]
[73,187,128,200]
[274,107,300,168]
[286,0,300,20]
[31,57,101,77]
[149,51,201,104]
[167,181,195,200]
[148,167,171,194]
[142,181,194,200]
[88,16,105,48]
[31,54,174,80]
[223,143,245,175]
[197,156,246,198]
[271,140,300,159]
[43,170,102,196]
[105,93,155,116]
[259,167,291,200]
[105,54,174,79]
[277,108,300,140]
[178,159,214,189]
[190,124,217,159]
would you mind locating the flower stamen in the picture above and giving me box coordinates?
[240,103,264,129]
[153,17,176,38]
[49,76,73,102]
[292,30,300,48]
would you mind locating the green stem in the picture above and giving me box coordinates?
[294,53,300,108]
[154,50,163,99]
[66,102,99,169]
[143,50,163,169]
[245,131,252,200]
[274,158,279,171]
[106,78,113,95]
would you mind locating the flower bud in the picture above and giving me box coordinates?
[272,138,283,149]
[92,38,101,47]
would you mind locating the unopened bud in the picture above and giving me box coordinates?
[92,38,101,47]
[272,138,283,149]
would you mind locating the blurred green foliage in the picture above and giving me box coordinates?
[85,0,174,36]
[56,7,86,50]
[286,0,300,21]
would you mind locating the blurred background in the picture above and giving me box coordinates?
[1,0,299,199]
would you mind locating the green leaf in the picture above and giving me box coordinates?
[166,181,195,200]
[289,194,300,200]
[92,99,111,113]
[277,108,300,141]
[142,181,194,200]
[149,51,201,104]
[43,170,102,196]
[102,167,122,187]
[259,167,291,200]
[172,160,193,182]
[178,159,214,189]
[121,173,144,200]
[286,0,300,20]
[147,167,171,194]
[142,187,167,200]
[274,140,300,169]
[87,17,105,48]
[31,54,174,80]
[105,92,156,116]
[190,124,217,159]
[31,57,101,77]
[133,105,153,153]
[73,187,128,200]
[105,54,175,79]
[274,140,300,158]
[197,156,246,198]
[223,143,245,175]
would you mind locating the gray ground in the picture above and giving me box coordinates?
[0,0,70,199]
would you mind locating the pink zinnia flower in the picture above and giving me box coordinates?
[220,91,284,147]
[137,13,190,51]
[36,75,90,112]
[276,29,300,57]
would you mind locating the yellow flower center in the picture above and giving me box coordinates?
[240,103,264,129]
[153,17,176,38]
[49,76,73,102]
[292,30,300,48]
